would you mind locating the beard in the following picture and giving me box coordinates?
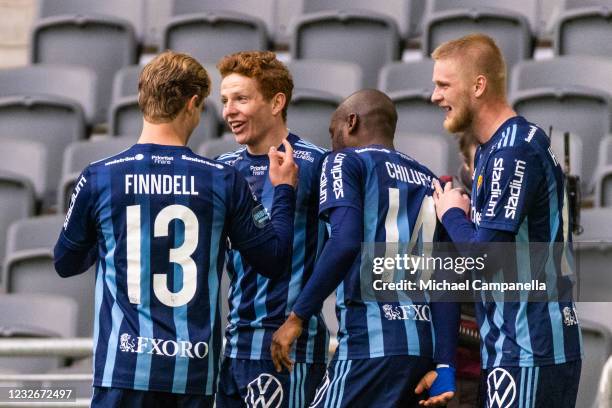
[444,101,473,134]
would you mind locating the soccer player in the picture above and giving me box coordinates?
[430,34,582,407]
[271,89,461,407]
[214,51,329,408]
[53,51,299,408]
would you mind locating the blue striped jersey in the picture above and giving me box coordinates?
[470,116,583,368]
[318,145,439,360]
[58,143,278,394]
[216,133,329,363]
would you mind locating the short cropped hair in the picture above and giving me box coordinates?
[217,51,293,122]
[138,51,211,123]
[431,33,507,98]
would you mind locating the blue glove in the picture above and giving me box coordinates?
[429,366,456,397]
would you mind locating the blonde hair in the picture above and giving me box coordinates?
[217,51,293,122]
[138,51,211,123]
[431,33,507,98]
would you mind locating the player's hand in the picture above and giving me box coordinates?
[432,179,470,221]
[270,312,303,372]
[268,139,298,188]
[415,369,455,407]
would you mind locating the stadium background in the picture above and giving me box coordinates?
[0,0,611,406]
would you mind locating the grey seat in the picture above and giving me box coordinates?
[30,13,139,123]
[111,65,142,101]
[378,59,435,93]
[58,137,135,213]
[0,139,48,206]
[287,89,340,149]
[554,2,612,58]
[577,208,612,242]
[302,0,427,39]
[394,132,456,176]
[0,65,97,125]
[162,11,268,65]
[286,59,363,98]
[198,133,243,159]
[576,319,612,408]
[595,165,612,207]
[510,86,612,191]
[3,215,95,337]
[109,95,221,148]
[599,136,612,167]
[290,10,401,88]
[422,6,533,73]
[0,293,78,373]
[389,89,447,136]
[0,172,35,281]
[37,0,146,43]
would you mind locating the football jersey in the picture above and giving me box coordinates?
[58,143,278,395]
[470,116,583,368]
[216,133,329,363]
[318,145,438,360]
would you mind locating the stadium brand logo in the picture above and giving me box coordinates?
[250,165,268,176]
[181,154,224,169]
[245,374,283,408]
[486,368,516,408]
[152,155,173,164]
[64,175,87,229]
[319,156,329,204]
[503,160,526,220]
[382,304,431,321]
[294,150,315,163]
[563,307,579,326]
[104,155,141,166]
[485,158,504,217]
[118,333,208,359]
[309,372,330,407]
[331,153,346,199]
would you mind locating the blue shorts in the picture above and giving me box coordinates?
[480,359,581,408]
[91,386,213,408]
[216,357,327,408]
[310,355,434,408]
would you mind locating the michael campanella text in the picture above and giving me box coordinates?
[373,279,547,292]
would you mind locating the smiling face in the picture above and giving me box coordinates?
[220,73,277,147]
[431,57,474,134]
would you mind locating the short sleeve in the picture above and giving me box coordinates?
[478,146,541,233]
[59,167,97,250]
[227,169,275,250]
[318,150,363,220]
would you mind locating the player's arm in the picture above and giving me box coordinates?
[271,150,363,372]
[54,169,98,277]
[228,139,298,279]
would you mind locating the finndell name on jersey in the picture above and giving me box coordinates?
[125,174,199,195]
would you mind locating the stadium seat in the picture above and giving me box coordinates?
[301,0,427,39]
[290,10,401,88]
[57,137,135,214]
[0,138,51,210]
[109,95,221,148]
[30,12,139,123]
[389,90,447,136]
[599,136,612,167]
[576,319,612,408]
[198,133,242,159]
[596,354,612,408]
[37,0,146,44]
[161,11,268,65]
[378,59,435,94]
[510,87,612,191]
[171,0,276,44]
[394,132,456,176]
[554,1,612,58]
[0,293,78,373]
[3,215,94,337]
[0,172,35,281]
[111,64,142,101]
[422,5,533,73]
[0,65,97,125]
[287,89,340,149]
[595,165,612,207]
[286,59,363,98]
[425,0,540,38]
